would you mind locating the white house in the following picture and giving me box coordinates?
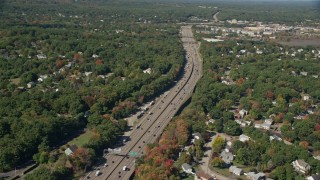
[192,132,203,140]
[255,119,273,130]
[181,163,193,174]
[65,145,78,156]
[307,175,320,180]
[37,74,49,82]
[301,71,308,76]
[220,150,234,165]
[143,68,152,74]
[92,54,99,58]
[84,72,93,77]
[239,134,250,142]
[239,109,248,119]
[269,135,282,142]
[229,166,243,176]
[292,159,311,174]
[302,94,311,101]
[27,82,36,89]
[36,54,47,59]
[246,172,265,180]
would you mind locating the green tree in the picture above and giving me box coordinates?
[223,121,242,136]
[211,136,225,153]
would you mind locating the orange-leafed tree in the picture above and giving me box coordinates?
[299,141,309,149]
[71,147,92,171]
[95,59,103,65]
[175,118,189,146]
[56,60,65,69]
[236,77,244,85]
[74,53,80,61]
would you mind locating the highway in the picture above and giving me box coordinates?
[85,26,202,180]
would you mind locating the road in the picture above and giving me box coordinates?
[84,26,202,180]
[199,134,231,180]
[213,11,220,22]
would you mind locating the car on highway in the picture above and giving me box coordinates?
[123,166,127,171]
[95,170,100,176]
[136,124,141,129]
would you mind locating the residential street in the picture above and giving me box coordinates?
[198,133,231,180]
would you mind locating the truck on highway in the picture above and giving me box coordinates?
[137,111,143,119]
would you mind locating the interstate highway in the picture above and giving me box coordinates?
[87,26,202,180]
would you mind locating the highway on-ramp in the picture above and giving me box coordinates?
[85,26,202,180]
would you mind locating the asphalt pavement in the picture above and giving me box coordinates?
[84,26,202,180]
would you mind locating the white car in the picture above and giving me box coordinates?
[95,170,100,176]
[123,166,127,171]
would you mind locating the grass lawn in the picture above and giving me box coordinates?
[211,166,231,177]
[68,130,94,147]
[10,78,20,85]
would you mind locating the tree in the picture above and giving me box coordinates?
[24,165,56,180]
[270,163,298,180]
[211,157,224,168]
[194,139,204,161]
[175,119,189,146]
[223,121,242,136]
[211,136,225,153]
[232,140,245,153]
[71,147,92,171]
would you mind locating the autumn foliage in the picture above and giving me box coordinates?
[135,119,190,179]
[95,59,104,65]
[56,60,65,69]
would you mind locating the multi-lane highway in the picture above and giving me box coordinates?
[86,26,202,180]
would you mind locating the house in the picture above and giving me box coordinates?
[308,107,315,114]
[255,119,273,130]
[239,109,248,119]
[246,172,265,180]
[236,119,251,127]
[143,68,152,74]
[65,145,78,156]
[234,109,248,119]
[263,119,273,127]
[65,62,74,68]
[239,134,250,142]
[194,171,214,180]
[220,150,234,165]
[229,166,243,176]
[302,94,311,101]
[36,54,47,59]
[269,135,282,141]
[301,72,308,76]
[37,75,49,82]
[206,119,216,126]
[84,72,93,77]
[307,175,320,180]
[181,163,193,174]
[313,156,320,161]
[240,49,246,54]
[292,159,311,174]
[256,50,263,54]
[92,54,99,58]
[192,132,203,141]
[27,82,36,89]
